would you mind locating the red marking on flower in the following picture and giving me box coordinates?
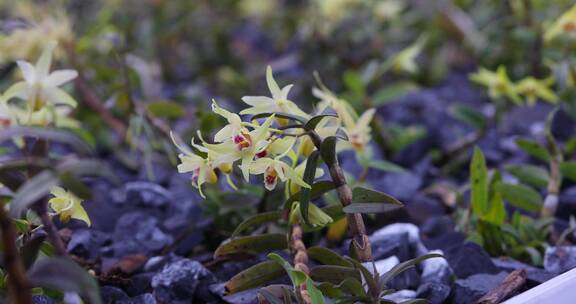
[564,22,576,33]
[256,150,268,158]
[265,174,277,186]
[233,134,251,150]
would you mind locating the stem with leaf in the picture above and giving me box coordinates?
[542,109,562,218]
[308,131,373,262]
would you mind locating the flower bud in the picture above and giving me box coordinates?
[207,169,218,184]
[219,162,233,174]
[289,202,333,228]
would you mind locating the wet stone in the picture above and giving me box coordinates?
[151,259,215,303]
[124,181,173,208]
[544,246,576,274]
[111,211,173,257]
[421,250,452,285]
[67,228,111,262]
[381,289,417,303]
[445,242,499,278]
[416,282,451,304]
[493,257,554,287]
[117,293,157,304]
[101,286,129,303]
[32,295,56,304]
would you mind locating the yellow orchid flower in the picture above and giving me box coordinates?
[389,36,427,75]
[313,87,357,128]
[289,201,333,228]
[515,77,558,106]
[249,157,310,191]
[3,41,78,111]
[241,66,309,120]
[170,132,218,198]
[202,115,275,181]
[470,66,521,104]
[544,4,576,42]
[211,99,244,142]
[48,186,90,226]
[342,108,376,151]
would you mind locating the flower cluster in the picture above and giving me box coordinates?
[172,66,376,198]
[470,66,557,106]
[0,41,79,128]
[48,186,90,226]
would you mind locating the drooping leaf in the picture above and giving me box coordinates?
[351,186,403,205]
[224,261,285,295]
[268,253,307,286]
[343,203,403,214]
[470,147,489,216]
[57,159,121,185]
[319,136,338,167]
[505,164,549,189]
[560,161,576,183]
[27,257,102,304]
[304,108,338,131]
[496,183,543,213]
[231,211,282,238]
[309,265,360,285]
[515,138,550,162]
[59,172,92,200]
[307,246,353,267]
[301,151,320,224]
[147,101,185,119]
[214,234,288,258]
[307,278,326,304]
[0,127,92,156]
[449,104,486,129]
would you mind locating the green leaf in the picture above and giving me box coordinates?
[259,289,285,304]
[304,108,338,131]
[496,183,543,213]
[516,139,550,162]
[309,265,360,285]
[268,253,307,286]
[58,172,92,200]
[0,127,92,156]
[560,161,576,183]
[308,246,353,267]
[224,261,285,295]
[301,151,320,224]
[27,257,102,304]
[482,192,506,226]
[449,104,486,129]
[307,278,326,304]
[470,147,489,216]
[343,203,403,214]
[214,234,288,258]
[369,160,406,173]
[351,186,403,205]
[10,171,59,218]
[285,181,335,210]
[320,136,338,166]
[378,253,443,290]
[20,233,46,270]
[231,211,281,238]
[147,101,185,119]
[57,159,121,185]
[505,164,549,189]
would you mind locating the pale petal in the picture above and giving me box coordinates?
[249,158,270,174]
[16,61,37,83]
[239,155,253,181]
[250,115,274,143]
[241,96,274,107]
[239,106,272,115]
[355,108,375,130]
[3,82,29,101]
[72,204,91,226]
[276,84,293,100]
[214,125,234,142]
[36,41,57,79]
[45,70,78,87]
[266,66,281,96]
[46,87,77,107]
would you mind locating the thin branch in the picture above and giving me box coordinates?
[34,202,67,256]
[291,224,311,304]
[477,269,526,304]
[0,206,32,304]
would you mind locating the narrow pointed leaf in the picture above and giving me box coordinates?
[515,138,550,162]
[0,127,92,155]
[470,147,488,216]
[319,136,338,167]
[496,183,542,212]
[310,265,360,285]
[285,181,335,210]
[505,164,549,189]
[378,253,443,289]
[214,234,288,258]
[351,186,402,205]
[231,211,282,238]
[301,151,320,224]
[304,108,338,130]
[343,203,402,214]
[224,261,285,295]
[308,246,353,267]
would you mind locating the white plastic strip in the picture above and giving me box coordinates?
[504,268,576,304]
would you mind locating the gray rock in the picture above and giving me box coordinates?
[421,250,452,285]
[493,257,554,287]
[381,289,417,302]
[126,272,154,297]
[124,181,173,208]
[101,286,129,303]
[453,272,509,304]
[118,293,157,304]
[151,259,214,303]
[445,242,499,278]
[416,282,451,304]
[111,211,173,257]
[374,172,422,201]
[544,246,576,274]
[67,229,110,261]
[370,223,429,258]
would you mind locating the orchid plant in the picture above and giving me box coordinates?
[171,67,440,303]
